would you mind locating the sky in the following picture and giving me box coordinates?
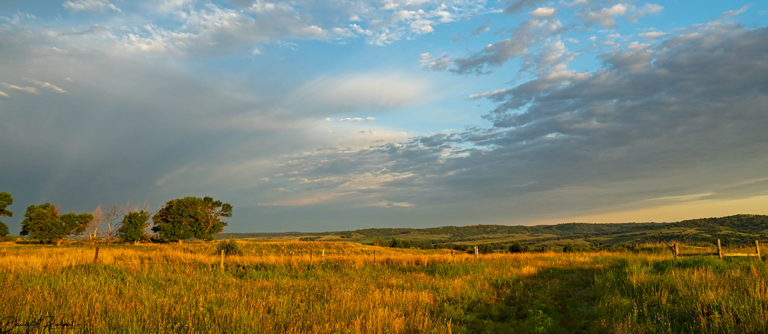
[1,0,767,233]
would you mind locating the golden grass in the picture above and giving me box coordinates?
[1,240,766,333]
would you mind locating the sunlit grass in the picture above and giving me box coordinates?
[0,240,766,333]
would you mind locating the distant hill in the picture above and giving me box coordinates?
[219,214,768,251]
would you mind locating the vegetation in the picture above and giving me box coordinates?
[222,214,768,251]
[19,203,93,245]
[0,241,767,333]
[0,191,12,237]
[117,211,150,244]
[152,196,232,242]
[508,241,530,253]
[216,239,243,256]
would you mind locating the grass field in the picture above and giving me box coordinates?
[1,241,767,333]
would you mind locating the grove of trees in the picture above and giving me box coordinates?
[20,203,93,245]
[1,192,232,244]
[152,196,232,242]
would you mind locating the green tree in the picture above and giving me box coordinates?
[20,203,93,245]
[118,211,150,244]
[0,192,12,237]
[152,196,232,242]
[196,196,232,241]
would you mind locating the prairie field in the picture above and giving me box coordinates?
[1,241,767,333]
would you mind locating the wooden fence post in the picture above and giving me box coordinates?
[717,239,722,259]
[373,249,376,264]
[310,251,313,265]
[93,247,100,264]
[322,249,325,262]
[474,246,479,259]
[220,249,224,269]
[756,240,761,260]
[674,243,678,258]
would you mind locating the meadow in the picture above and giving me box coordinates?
[1,241,767,333]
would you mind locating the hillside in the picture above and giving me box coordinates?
[220,214,768,250]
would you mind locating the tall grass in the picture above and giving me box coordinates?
[0,241,765,333]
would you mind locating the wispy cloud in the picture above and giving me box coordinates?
[2,83,39,94]
[63,0,121,13]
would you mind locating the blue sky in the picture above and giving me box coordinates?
[1,0,767,233]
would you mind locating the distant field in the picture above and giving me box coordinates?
[219,215,768,252]
[1,240,767,333]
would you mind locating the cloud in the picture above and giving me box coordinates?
[0,91,8,98]
[639,31,667,39]
[471,24,490,35]
[420,52,452,70]
[2,83,39,94]
[110,0,490,56]
[63,0,121,13]
[271,25,768,221]
[585,4,627,28]
[504,0,548,14]
[531,7,556,18]
[339,117,376,122]
[24,78,68,94]
[581,3,662,28]
[293,73,432,114]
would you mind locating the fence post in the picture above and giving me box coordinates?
[756,240,761,260]
[220,249,224,269]
[717,239,722,259]
[93,247,100,264]
[322,249,325,262]
[674,243,678,258]
[474,246,479,259]
[373,249,376,264]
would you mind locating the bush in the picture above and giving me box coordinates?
[387,238,411,248]
[216,239,242,256]
[478,243,495,254]
[508,241,530,253]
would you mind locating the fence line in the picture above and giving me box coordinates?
[668,239,761,260]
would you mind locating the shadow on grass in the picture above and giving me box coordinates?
[451,261,631,334]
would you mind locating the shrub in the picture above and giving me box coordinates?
[508,241,530,253]
[478,244,495,254]
[216,239,242,256]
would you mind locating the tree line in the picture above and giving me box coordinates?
[0,192,231,245]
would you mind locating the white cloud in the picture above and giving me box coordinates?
[639,31,667,39]
[586,4,627,28]
[0,91,8,98]
[420,52,452,70]
[531,7,556,18]
[63,0,121,13]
